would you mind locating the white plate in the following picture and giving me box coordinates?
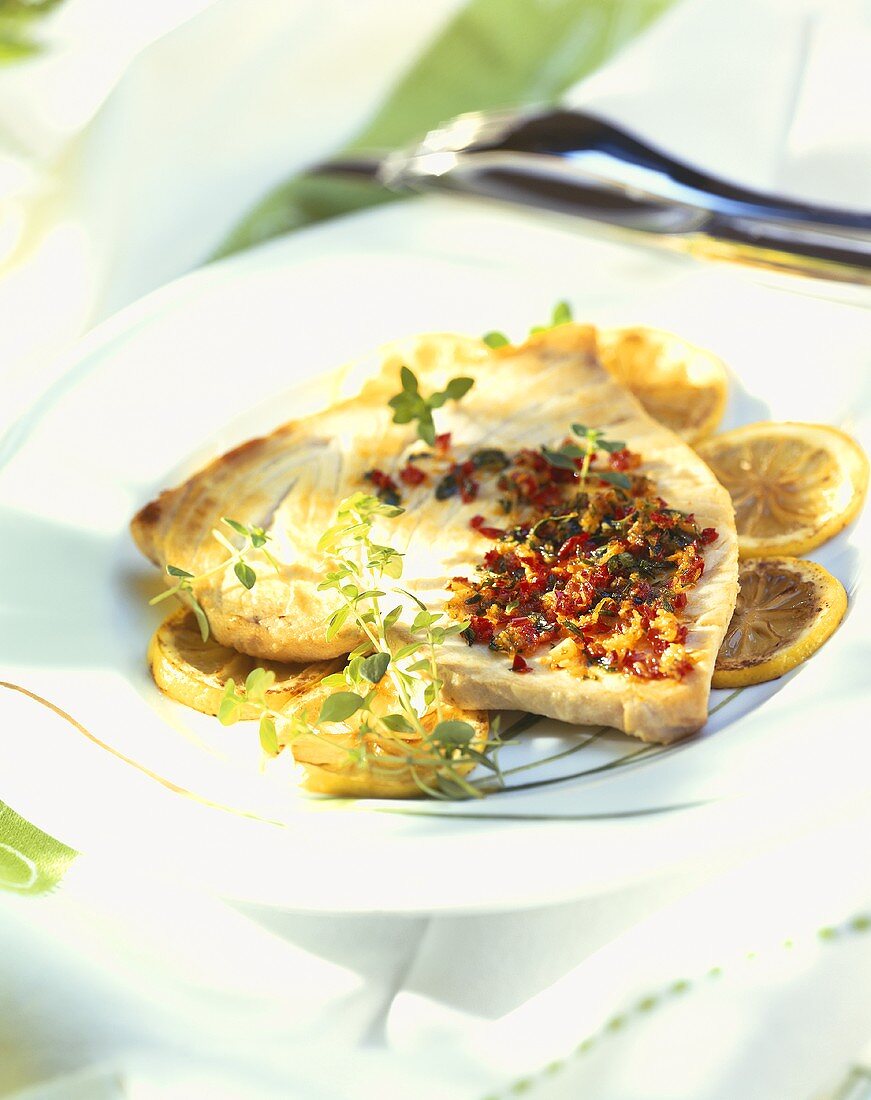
[1,197,869,912]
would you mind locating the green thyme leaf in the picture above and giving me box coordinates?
[360,651,390,684]
[417,410,436,447]
[218,681,241,725]
[381,714,416,734]
[388,366,474,444]
[607,551,638,574]
[434,376,474,404]
[597,471,632,489]
[317,691,364,724]
[184,592,210,641]
[234,561,257,589]
[244,667,275,704]
[482,331,510,349]
[412,609,440,631]
[463,748,500,772]
[433,719,476,747]
[552,300,573,325]
[531,300,574,335]
[542,446,580,470]
[149,587,179,606]
[382,605,403,630]
[388,401,416,425]
[596,439,626,453]
[259,715,279,756]
[166,565,194,579]
[320,672,349,689]
[325,605,350,641]
[222,517,249,536]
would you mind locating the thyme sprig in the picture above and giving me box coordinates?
[388,365,474,446]
[483,299,574,349]
[149,516,278,641]
[218,492,507,799]
[543,423,631,490]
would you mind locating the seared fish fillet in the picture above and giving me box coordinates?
[132,326,739,742]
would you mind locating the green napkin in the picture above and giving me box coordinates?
[0,801,77,896]
[218,0,674,257]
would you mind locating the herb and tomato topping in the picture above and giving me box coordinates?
[448,486,716,681]
[372,371,717,683]
[441,425,715,682]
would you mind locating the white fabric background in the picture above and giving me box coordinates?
[2,0,870,1096]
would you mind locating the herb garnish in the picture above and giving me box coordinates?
[388,365,474,446]
[218,493,506,799]
[482,300,574,349]
[542,423,632,490]
[530,299,573,335]
[149,517,278,641]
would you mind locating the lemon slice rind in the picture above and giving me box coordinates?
[597,326,729,444]
[148,607,340,717]
[712,557,847,688]
[149,608,488,798]
[697,422,869,559]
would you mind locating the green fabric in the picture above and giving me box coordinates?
[0,0,64,62]
[217,0,676,257]
[0,801,78,896]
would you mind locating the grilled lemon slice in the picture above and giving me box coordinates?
[713,557,847,688]
[148,607,340,717]
[150,608,488,798]
[597,326,729,443]
[697,422,868,558]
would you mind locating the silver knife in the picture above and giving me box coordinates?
[321,108,871,285]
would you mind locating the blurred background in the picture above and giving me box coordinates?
[3,0,868,417]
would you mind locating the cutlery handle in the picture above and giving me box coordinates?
[379,108,871,285]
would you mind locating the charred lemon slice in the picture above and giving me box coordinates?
[697,422,868,558]
[151,609,489,798]
[597,326,729,443]
[284,679,489,799]
[149,607,340,717]
[713,557,847,688]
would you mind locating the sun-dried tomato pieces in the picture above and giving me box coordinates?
[557,534,590,560]
[469,514,505,539]
[399,463,427,486]
[364,468,401,506]
[363,430,714,681]
[446,466,716,679]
